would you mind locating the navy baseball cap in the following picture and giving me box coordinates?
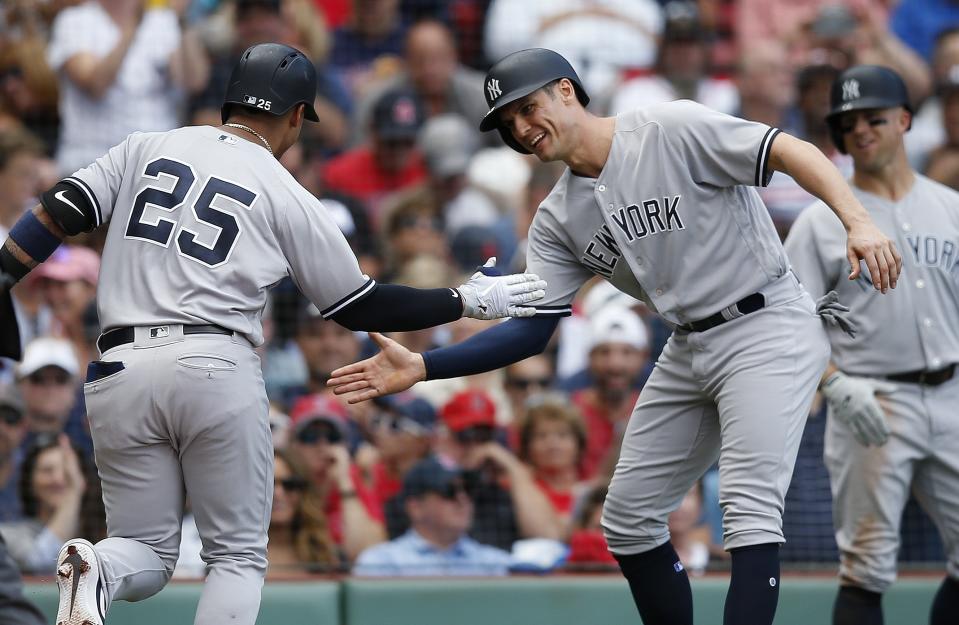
[401,456,466,500]
[372,89,425,140]
[375,393,437,432]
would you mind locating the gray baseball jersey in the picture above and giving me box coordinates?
[69,126,374,346]
[526,100,788,323]
[65,126,374,625]
[785,174,959,592]
[519,100,830,556]
[785,175,959,374]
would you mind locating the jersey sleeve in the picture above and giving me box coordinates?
[65,135,135,227]
[783,201,845,299]
[525,212,592,317]
[657,100,780,188]
[274,189,374,317]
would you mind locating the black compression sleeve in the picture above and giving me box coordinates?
[329,283,463,331]
[422,316,558,380]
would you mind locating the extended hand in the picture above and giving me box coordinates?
[456,257,546,320]
[327,333,425,404]
[820,371,895,446]
[846,221,901,293]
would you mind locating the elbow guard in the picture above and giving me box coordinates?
[40,181,98,235]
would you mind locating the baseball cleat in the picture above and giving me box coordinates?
[55,539,107,625]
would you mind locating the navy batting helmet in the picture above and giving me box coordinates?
[221,43,319,123]
[479,48,589,154]
[825,65,912,154]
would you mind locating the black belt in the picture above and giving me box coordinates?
[680,293,766,333]
[885,364,956,386]
[97,324,233,353]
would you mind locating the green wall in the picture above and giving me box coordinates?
[24,575,938,624]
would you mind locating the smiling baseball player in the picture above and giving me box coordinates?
[327,48,901,625]
[785,65,959,625]
[0,43,544,625]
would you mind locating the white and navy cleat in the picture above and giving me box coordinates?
[55,539,107,625]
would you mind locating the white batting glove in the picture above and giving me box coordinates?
[820,371,896,447]
[456,257,547,320]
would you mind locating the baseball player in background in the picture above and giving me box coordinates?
[0,43,546,625]
[785,65,959,625]
[327,48,902,625]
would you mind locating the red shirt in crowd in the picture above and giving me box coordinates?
[325,464,383,545]
[320,146,427,225]
[572,388,641,479]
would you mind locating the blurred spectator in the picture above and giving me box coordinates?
[15,337,79,440]
[925,69,959,189]
[760,64,851,239]
[47,0,210,175]
[0,534,45,625]
[353,456,513,576]
[506,160,566,272]
[269,448,343,574]
[0,386,28,522]
[667,482,710,576]
[386,114,479,245]
[295,307,362,394]
[566,483,616,566]
[890,0,959,63]
[370,394,438,536]
[516,397,588,538]
[609,1,738,116]
[288,394,386,561]
[32,245,100,372]
[570,306,649,479]
[0,1,61,151]
[483,0,664,102]
[0,435,102,573]
[439,389,561,550]
[353,19,487,144]
[190,0,351,154]
[330,0,407,98]
[908,28,959,171]
[0,129,45,239]
[735,41,797,130]
[503,354,554,425]
[322,88,427,224]
[381,193,447,279]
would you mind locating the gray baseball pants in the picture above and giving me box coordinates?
[603,274,830,554]
[825,372,959,593]
[84,326,273,625]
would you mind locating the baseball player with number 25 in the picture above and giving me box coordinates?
[0,44,545,625]
[328,48,901,625]
[786,65,959,625]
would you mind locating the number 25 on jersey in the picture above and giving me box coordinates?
[126,157,258,268]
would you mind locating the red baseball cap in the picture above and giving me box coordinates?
[440,389,496,432]
[34,245,100,286]
[289,394,348,435]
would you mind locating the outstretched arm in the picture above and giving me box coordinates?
[768,132,901,292]
[328,316,559,403]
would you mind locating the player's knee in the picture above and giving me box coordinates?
[601,498,669,554]
[840,551,897,594]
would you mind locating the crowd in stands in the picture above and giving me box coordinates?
[0,0,954,577]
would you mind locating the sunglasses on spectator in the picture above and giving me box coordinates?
[429,481,468,501]
[371,413,429,436]
[506,376,552,391]
[296,422,343,445]
[275,477,308,492]
[25,371,72,386]
[454,425,496,444]
[0,407,23,426]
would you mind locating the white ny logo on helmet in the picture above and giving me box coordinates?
[842,79,860,101]
[487,78,502,101]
